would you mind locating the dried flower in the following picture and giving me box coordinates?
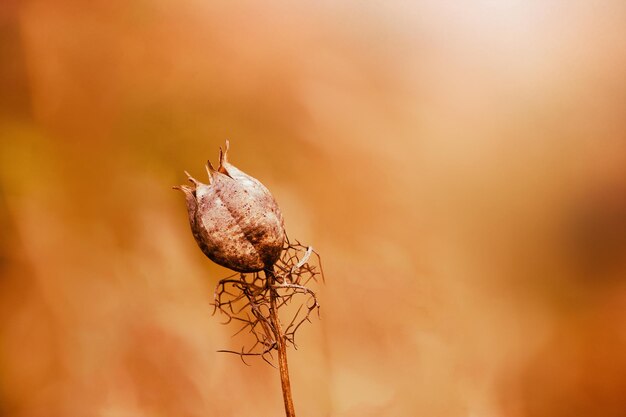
[174,141,324,417]
[174,141,285,272]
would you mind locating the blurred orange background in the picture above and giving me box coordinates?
[1,1,626,416]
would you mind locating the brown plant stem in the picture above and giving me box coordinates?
[267,267,296,417]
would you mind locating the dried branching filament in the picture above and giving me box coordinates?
[212,240,324,366]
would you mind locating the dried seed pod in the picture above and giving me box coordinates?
[174,141,285,272]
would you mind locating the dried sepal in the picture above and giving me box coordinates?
[212,241,323,364]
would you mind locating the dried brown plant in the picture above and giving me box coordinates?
[174,143,323,417]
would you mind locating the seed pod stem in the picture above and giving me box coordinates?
[267,266,297,417]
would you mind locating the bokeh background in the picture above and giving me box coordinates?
[1,1,626,416]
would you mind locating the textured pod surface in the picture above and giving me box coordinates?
[174,141,285,272]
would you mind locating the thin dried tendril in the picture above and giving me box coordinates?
[212,240,323,365]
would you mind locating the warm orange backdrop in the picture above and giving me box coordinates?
[1,1,625,416]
